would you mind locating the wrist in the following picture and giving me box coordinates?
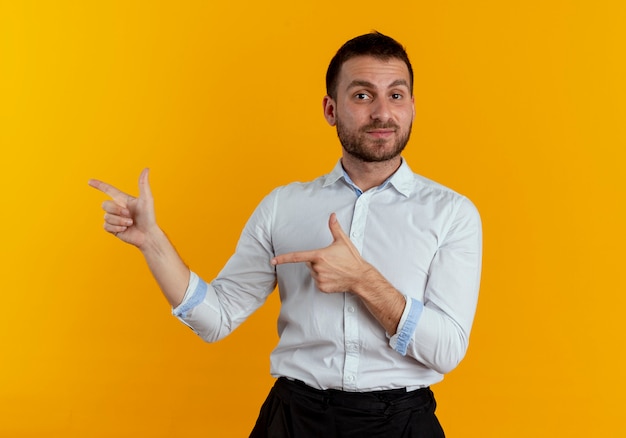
[138,224,167,254]
[351,262,380,296]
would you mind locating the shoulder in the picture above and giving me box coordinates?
[409,169,474,202]
[400,165,480,223]
[267,172,334,199]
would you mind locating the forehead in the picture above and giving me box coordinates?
[337,55,411,90]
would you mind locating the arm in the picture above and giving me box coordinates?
[88,169,190,307]
[407,198,482,374]
[173,190,278,342]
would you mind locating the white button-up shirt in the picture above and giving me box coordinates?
[173,159,482,391]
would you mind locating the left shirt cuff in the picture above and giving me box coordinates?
[388,296,424,356]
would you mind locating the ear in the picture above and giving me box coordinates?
[322,95,337,126]
[411,95,416,122]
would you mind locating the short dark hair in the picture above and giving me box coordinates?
[325,31,414,99]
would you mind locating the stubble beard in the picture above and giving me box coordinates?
[336,118,412,163]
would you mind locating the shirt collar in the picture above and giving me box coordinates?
[323,158,414,198]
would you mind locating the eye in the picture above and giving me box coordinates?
[391,93,403,100]
[354,93,371,101]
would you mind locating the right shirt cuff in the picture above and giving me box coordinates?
[389,296,424,356]
[172,271,207,318]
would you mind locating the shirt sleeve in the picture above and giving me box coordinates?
[405,196,483,374]
[170,191,278,343]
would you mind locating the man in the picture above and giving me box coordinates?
[89,32,482,437]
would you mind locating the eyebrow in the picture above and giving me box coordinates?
[347,79,410,91]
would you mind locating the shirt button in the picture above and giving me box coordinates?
[347,306,355,313]
[347,375,355,382]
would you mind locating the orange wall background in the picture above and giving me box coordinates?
[1,1,625,436]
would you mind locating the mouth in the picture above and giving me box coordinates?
[366,129,396,139]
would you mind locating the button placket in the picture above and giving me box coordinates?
[342,192,372,390]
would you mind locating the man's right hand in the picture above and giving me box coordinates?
[88,168,157,250]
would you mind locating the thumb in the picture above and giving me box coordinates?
[138,168,152,199]
[328,213,348,242]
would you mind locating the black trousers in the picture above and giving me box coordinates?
[250,378,445,437]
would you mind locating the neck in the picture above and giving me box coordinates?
[341,154,402,192]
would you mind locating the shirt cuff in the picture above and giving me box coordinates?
[389,296,424,356]
[172,271,207,318]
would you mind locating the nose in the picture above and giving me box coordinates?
[370,97,392,122]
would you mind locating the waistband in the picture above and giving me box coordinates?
[273,377,433,414]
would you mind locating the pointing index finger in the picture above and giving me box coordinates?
[271,250,317,266]
[88,179,131,206]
